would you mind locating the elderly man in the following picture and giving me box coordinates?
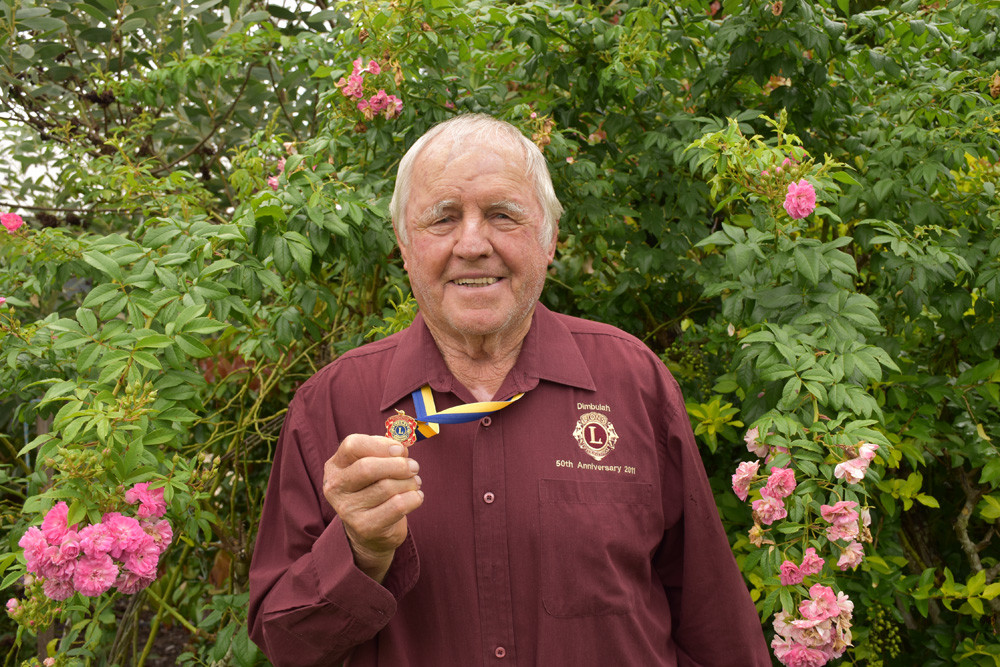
[248,114,770,665]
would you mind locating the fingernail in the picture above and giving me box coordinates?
[408,459,419,473]
[388,444,404,456]
[413,475,422,487]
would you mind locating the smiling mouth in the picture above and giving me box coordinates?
[453,277,500,286]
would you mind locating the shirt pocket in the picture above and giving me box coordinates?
[538,478,654,618]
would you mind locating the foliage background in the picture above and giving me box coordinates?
[1,0,999,664]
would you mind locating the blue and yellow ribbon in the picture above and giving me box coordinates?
[410,385,523,441]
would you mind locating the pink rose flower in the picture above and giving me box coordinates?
[351,57,364,76]
[102,512,145,559]
[345,73,365,98]
[780,643,828,667]
[57,531,81,561]
[858,442,879,462]
[833,457,867,484]
[357,98,375,120]
[369,89,389,112]
[125,483,167,519]
[780,560,803,586]
[384,95,403,119]
[42,577,75,601]
[783,179,816,219]
[40,544,76,580]
[79,523,114,558]
[836,590,854,617]
[800,584,841,622]
[367,60,381,75]
[123,533,160,578]
[268,176,279,191]
[18,527,48,571]
[799,547,824,576]
[115,571,155,595]
[762,466,797,499]
[820,500,859,527]
[731,460,759,501]
[752,495,788,525]
[744,426,768,458]
[143,519,174,555]
[1,212,24,232]
[73,553,119,597]
[0,297,6,307]
[41,502,72,544]
[825,522,859,542]
[6,598,19,613]
[837,540,864,571]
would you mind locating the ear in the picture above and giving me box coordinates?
[545,222,559,264]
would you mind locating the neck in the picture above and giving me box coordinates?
[427,322,530,402]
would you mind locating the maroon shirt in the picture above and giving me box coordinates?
[248,305,770,666]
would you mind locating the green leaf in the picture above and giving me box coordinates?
[176,334,212,358]
[726,244,755,275]
[915,494,939,508]
[82,251,124,281]
[793,247,821,285]
[980,460,1000,487]
[135,334,174,349]
[19,15,66,32]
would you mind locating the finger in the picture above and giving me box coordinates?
[338,475,423,517]
[326,454,419,495]
[334,433,409,467]
[345,488,425,544]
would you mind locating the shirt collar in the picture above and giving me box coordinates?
[379,303,596,411]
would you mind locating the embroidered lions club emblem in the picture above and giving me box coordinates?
[573,411,618,461]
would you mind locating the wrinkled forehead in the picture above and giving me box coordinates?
[415,132,529,172]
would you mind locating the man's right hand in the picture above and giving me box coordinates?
[322,434,423,583]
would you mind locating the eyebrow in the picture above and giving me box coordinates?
[415,200,457,223]
[489,200,526,216]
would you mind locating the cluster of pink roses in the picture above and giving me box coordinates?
[2,212,24,232]
[732,428,798,525]
[772,584,854,666]
[779,547,824,586]
[18,484,172,601]
[335,58,403,120]
[821,500,869,571]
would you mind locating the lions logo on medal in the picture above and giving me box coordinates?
[573,411,618,462]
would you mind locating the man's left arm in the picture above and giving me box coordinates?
[653,376,772,665]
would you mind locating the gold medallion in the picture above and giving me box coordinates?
[385,410,418,447]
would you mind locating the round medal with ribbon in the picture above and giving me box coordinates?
[385,410,418,447]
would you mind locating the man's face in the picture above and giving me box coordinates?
[397,136,557,346]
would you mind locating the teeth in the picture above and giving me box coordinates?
[455,277,498,286]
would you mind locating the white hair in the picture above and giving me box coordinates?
[389,114,563,246]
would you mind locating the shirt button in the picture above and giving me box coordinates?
[483,492,495,504]
[494,647,506,659]
[480,416,492,427]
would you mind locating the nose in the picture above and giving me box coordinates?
[452,215,493,259]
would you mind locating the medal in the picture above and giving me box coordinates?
[385,410,418,447]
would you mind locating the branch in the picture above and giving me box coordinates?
[0,200,128,215]
[150,66,256,176]
[955,468,1000,615]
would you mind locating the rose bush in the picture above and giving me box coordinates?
[2,0,999,665]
